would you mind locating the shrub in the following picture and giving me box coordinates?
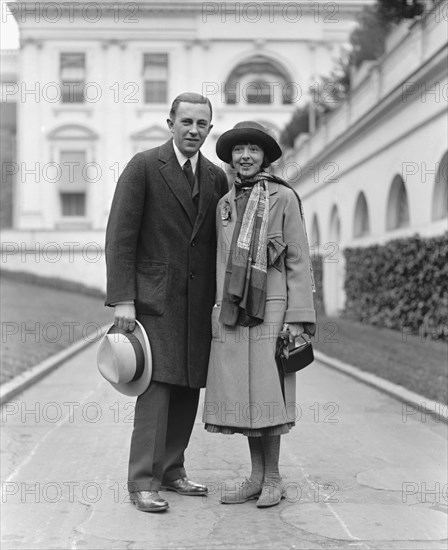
[343,233,448,341]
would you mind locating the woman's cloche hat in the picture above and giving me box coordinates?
[96,320,152,396]
[216,121,282,165]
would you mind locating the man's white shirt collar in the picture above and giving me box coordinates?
[172,141,199,174]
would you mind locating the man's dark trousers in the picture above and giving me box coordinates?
[127,381,200,491]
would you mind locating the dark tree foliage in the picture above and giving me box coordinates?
[378,0,425,22]
[280,0,427,147]
[280,107,309,148]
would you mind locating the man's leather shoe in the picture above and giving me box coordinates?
[129,490,169,512]
[161,477,208,496]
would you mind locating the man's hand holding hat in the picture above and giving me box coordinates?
[114,302,136,333]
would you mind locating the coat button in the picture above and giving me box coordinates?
[191,241,196,247]
[190,272,195,279]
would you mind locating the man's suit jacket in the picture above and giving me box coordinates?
[105,139,228,388]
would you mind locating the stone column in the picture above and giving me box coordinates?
[16,39,44,229]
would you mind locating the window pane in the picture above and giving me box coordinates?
[143,53,168,103]
[61,82,84,103]
[143,53,168,68]
[60,53,85,70]
[246,81,272,104]
[60,53,85,103]
[226,92,237,105]
[224,82,238,104]
[145,81,167,103]
[60,151,86,191]
[61,193,86,217]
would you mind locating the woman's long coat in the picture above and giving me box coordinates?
[105,140,228,388]
[203,181,316,430]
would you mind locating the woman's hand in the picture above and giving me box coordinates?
[284,322,304,342]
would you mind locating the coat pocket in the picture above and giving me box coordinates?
[135,262,168,316]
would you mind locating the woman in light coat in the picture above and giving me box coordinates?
[203,121,316,508]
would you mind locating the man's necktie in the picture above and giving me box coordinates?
[183,159,195,192]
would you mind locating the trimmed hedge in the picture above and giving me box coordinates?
[343,233,448,341]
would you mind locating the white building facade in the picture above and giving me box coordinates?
[1,0,373,289]
[289,2,448,315]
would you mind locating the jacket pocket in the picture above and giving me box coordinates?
[135,262,168,316]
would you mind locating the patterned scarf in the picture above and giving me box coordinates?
[220,172,316,328]
[220,172,270,327]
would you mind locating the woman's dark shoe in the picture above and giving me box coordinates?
[221,478,262,504]
[256,480,286,508]
[130,490,169,512]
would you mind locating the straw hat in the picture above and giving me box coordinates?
[97,321,152,396]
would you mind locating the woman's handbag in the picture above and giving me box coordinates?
[275,331,314,374]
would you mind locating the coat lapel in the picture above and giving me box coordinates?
[158,140,196,227]
[191,153,216,239]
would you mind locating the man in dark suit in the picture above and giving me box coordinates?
[105,92,228,512]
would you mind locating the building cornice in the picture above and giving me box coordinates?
[7,0,372,22]
[298,43,447,185]
[300,104,447,200]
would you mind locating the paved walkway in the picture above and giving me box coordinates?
[1,343,447,549]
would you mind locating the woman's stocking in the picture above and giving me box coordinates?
[248,436,264,485]
[261,434,281,482]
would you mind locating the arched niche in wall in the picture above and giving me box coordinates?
[329,204,341,244]
[386,174,410,231]
[353,191,370,238]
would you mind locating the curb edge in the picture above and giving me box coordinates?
[314,350,448,424]
[0,324,110,405]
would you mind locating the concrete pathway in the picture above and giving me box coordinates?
[1,343,447,549]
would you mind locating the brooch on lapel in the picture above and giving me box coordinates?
[221,199,232,226]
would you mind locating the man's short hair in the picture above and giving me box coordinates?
[169,92,213,121]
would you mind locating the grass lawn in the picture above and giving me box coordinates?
[1,277,112,384]
[313,314,448,405]
[1,276,447,405]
